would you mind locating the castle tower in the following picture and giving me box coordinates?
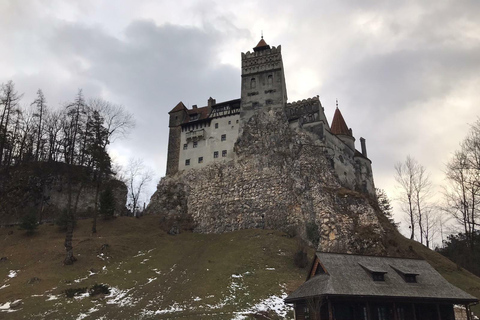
[239,38,288,127]
[330,107,355,151]
[166,102,187,176]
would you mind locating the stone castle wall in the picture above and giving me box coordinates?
[148,109,386,253]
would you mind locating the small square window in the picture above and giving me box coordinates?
[185,159,190,166]
[228,120,231,125]
[405,274,417,283]
[222,150,227,157]
[215,123,219,129]
[193,141,198,148]
[221,134,226,141]
[198,157,203,163]
[236,119,239,123]
[372,272,385,281]
[214,151,218,158]
[183,143,187,150]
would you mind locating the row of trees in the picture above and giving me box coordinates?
[0,81,134,169]
[391,119,480,273]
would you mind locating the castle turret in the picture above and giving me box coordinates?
[330,107,355,151]
[166,102,187,176]
[239,37,288,128]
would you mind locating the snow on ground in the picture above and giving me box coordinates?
[232,291,290,320]
[8,270,18,278]
[106,287,141,308]
[0,284,10,290]
[0,299,22,313]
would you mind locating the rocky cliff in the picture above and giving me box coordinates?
[0,162,127,225]
[148,108,387,254]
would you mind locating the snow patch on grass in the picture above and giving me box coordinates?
[8,270,18,278]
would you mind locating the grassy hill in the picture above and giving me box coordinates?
[1,216,479,319]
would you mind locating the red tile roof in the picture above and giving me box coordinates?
[253,38,270,51]
[186,106,209,122]
[169,101,187,114]
[330,108,351,136]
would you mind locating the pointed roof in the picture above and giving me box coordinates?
[330,107,351,136]
[169,101,187,114]
[253,37,270,52]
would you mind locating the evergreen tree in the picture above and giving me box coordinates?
[375,188,399,229]
[19,211,39,235]
[99,186,116,220]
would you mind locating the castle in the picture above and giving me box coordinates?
[166,38,375,196]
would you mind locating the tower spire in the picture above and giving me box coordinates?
[261,30,263,39]
[336,98,338,109]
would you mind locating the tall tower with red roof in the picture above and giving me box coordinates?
[239,37,288,129]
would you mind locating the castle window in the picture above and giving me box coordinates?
[193,141,198,148]
[221,134,226,141]
[214,151,218,158]
[183,143,187,150]
[228,120,231,125]
[267,75,273,85]
[252,102,259,108]
[185,159,190,166]
[236,119,239,123]
[222,150,227,157]
[198,157,203,163]
[250,78,256,89]
[215,123,219,129]
[266,99,273,105]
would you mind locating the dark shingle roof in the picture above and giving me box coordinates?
[285,252,478,304]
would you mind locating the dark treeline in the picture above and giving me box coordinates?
[0,81,133,170]
[437,231,480,277]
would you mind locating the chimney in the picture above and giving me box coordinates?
[208,97,216,108]
[192,105,197,109]
[360,137,367,157]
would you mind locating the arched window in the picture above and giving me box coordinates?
[250,78,256,89]
[267,75,273,86]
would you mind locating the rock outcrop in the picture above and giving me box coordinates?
[148,108,386,254]
[0,162,127,225]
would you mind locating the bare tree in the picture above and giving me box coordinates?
[0,81,23,166]
[89,98,135,146]
[443,119,480,252]
[31,89,47,161]
[395,156,432,243]
[125,159,153,217]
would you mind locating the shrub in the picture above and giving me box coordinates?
[89,283,110,296]
[294,247,309,268]
[305,222,320,247]
[64,287,87,298]
[19,212,38,235]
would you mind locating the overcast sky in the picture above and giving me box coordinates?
[2,0,480,239]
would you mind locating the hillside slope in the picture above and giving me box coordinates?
[0,216,479,319]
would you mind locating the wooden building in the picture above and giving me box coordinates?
[285,252,478,320]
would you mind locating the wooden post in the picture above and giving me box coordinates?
[392,302,398,320]
[412,303,417,320]
[366,302,371,320]
[328,299,333,320]
[466,304,471,320]
[436,304,441,320]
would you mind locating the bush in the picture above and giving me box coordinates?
[99,186,116,220]
[19,212,38,235]
[306,222,320,247]
[89,283,110,296]
[64,287,87,298]
[294,247,309,268]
